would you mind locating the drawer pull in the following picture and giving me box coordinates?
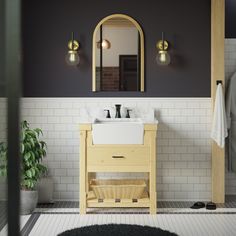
[112,155,125,159]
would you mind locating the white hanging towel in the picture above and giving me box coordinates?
[210,83,228,148]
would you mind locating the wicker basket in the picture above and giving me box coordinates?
[90,179,146,199]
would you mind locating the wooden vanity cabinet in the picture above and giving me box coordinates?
[79,124,157,214]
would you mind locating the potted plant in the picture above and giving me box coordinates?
[0,120,47,214]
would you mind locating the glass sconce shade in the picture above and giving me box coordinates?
[156,32,171,66]
[66,50,80,66]
[156,50,171,66]
[66,32,80,66]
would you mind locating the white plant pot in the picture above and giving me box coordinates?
[20,190,38,215]
[37,177,54,203]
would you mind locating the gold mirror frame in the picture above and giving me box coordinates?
[92,14,145,92]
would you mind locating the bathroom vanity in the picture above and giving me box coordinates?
[79,121,157,214]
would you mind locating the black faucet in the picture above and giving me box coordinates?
[115,104,121,118]
[104,109,111,118]
[126,109,132,118]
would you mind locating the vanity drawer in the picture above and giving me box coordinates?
[87,147,150,168]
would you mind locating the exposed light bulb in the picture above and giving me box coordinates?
[97,39,111,49]
[102,40,109,49]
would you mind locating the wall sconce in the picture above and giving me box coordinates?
[65,32,80,66]
[96,39,111,49]
[156,32,171,66]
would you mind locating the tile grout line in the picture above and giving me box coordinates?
[21,213,41,236]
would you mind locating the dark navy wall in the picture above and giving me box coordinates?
[226,0,236,38]
[0,0,5,96]
[22,0,211,97]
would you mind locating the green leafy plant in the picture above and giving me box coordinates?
[0,120,47,190]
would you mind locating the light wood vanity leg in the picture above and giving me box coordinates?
[80,130,87,214]
[149,131,157,214]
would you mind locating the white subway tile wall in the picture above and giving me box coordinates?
[225,39,236,80]
[21,97,212,201]
[225,39,236,195]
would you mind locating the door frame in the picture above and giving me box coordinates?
[5,0,22,235]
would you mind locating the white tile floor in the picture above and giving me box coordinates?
[29,213,236,236]
[1,206,236,236]
[0,215,30,236]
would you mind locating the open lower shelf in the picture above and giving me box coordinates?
[87,191,150,208]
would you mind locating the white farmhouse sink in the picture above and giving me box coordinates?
[92,118,144,144]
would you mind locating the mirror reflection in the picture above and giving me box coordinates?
[93,15,144,92]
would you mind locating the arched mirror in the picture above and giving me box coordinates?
[92,14,144,92]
